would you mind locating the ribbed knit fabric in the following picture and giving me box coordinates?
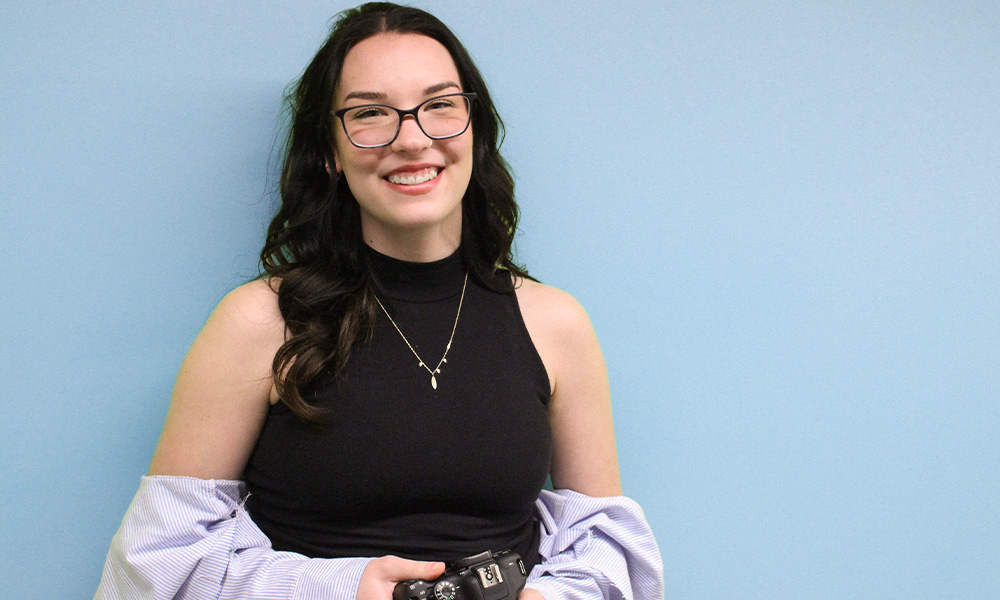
[243,247,552,570]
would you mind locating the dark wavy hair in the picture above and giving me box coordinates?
[259,2,529,422]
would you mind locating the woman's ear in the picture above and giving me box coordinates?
[326,150,342,175]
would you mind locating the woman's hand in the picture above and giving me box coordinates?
[356,555,446,600]
[518,589,546,600]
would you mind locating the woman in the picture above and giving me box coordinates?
[96,3,661,599]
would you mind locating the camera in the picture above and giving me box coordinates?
[393,550,528,600]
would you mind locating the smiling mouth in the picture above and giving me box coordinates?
[385,167,441,186]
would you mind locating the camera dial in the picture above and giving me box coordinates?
[434,580,458,600]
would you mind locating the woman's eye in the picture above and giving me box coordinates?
[425,99,457,111]
[350,107,388,120]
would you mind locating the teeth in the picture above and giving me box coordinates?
[387,167,439,185]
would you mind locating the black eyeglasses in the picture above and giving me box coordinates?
[333,92,477,148]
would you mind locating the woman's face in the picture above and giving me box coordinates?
[332,33,473,255]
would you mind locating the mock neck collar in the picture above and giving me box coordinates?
[366,245,466,302]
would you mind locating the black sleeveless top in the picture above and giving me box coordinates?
[243,247,552,570]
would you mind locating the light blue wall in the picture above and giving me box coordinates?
[2,2,997,598]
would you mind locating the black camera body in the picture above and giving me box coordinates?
[392,550,528,600]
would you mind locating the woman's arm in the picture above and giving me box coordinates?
[148,279,283,480]
[515,279,621,496]
[515,280,663,600]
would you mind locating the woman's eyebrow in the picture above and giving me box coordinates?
[341,81,461,104]
[423,81,461,95]
[343,90,387,102]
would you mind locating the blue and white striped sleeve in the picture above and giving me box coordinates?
[94,475,372,600]
[524,489,664,600]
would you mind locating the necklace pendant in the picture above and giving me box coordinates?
[374,272,467,395]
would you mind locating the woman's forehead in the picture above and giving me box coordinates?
[336,33,460,103]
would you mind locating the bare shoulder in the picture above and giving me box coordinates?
[514,277,595,343]
[210,278,283,338]
[513,276,602,396]
[191,277,286,404]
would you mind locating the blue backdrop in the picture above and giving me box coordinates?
[2,2,997,598]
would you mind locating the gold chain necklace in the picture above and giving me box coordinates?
[372,272,468,390]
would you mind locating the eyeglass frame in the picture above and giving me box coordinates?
[332,92,478,149]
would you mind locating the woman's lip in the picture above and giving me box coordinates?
[383,163,443,177]
[383,167,443,194]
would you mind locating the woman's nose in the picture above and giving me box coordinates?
[391,115,431,153]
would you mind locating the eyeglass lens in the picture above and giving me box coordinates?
[341,94,471,147]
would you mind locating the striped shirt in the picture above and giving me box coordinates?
[94,476,663,599]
